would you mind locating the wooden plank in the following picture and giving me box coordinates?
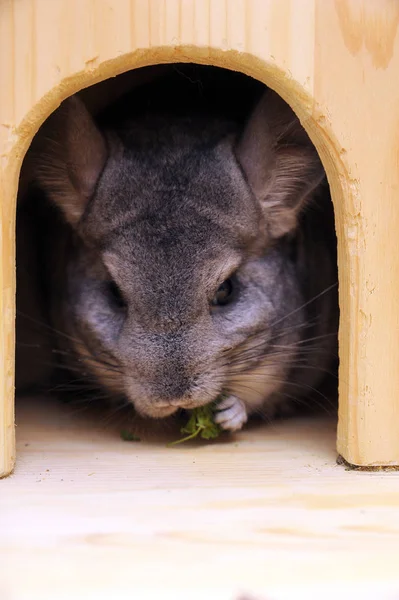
[1,0,399,473]
[0,0,16,477]
[2,397,399,599]
[313,1,399,465]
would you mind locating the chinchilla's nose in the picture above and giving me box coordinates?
[155,374,193,404]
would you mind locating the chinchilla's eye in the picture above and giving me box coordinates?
[211,278,234,307]
[107,280,127,309]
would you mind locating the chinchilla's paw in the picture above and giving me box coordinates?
[214,395,248,431]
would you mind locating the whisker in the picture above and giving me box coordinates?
[270,282,338,329]
[17,309,88,348]
[17,309,119,365]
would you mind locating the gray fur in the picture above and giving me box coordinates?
[17,88,338,429]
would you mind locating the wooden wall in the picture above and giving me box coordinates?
[1,0,399,475]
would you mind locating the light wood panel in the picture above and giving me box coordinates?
[2,397,399,599]
[1,0,399,473]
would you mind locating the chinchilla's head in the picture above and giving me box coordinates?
[30,88,326,418]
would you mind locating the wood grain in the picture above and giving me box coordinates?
[2,397,399,599]
[1,0,399,475]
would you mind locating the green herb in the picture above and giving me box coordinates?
[120,430,141,442]
[167,403,221,447]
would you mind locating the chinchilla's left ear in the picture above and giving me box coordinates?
[235,90,325,238]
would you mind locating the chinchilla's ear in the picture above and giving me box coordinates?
[235,90,325,238]
[28,96,108,226]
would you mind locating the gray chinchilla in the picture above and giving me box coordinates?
[16,69,338,431]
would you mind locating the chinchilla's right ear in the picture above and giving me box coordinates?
[27,96,108,226]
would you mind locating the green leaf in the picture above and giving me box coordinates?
[166,426,203,447]
[168,402,222,447]
[120,430,141,442]
[180,412,200,436]
[200,421,220,440]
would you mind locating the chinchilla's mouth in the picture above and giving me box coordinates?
[135,388,225,419]
[142,405,179,418]
[170,392,226,412]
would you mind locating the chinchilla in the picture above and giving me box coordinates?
[16,68,338,431]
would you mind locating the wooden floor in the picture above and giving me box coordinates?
[2,397,399,600]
